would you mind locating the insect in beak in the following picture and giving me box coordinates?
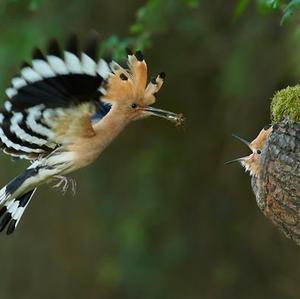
[141,106,185,126]
[225,134,252,165]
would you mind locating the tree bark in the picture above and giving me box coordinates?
[252,119,300,245]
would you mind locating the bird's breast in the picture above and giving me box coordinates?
[68,115,127,170]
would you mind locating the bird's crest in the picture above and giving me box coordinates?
[101,49,165,107]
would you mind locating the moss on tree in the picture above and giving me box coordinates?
[271,85,300,123]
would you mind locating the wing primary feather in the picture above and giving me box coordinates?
[20,61,31,69]
[81,54,96,76]
[5,88,17,98]
[12,77,27,89]
[20,111,52,140]
[21,67,42,83]
[47,38,62,58]
[64,51,82,74]
[84,32,99,61]
[66,34,78,55]
[32,48,45,60]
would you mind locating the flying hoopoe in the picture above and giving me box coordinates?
[226,125,273,177]
[0,34,184,234]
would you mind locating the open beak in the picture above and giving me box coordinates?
[141,106,184,126]
[225,134,252,165]
[231,134,251,149]
[224,157,246,165]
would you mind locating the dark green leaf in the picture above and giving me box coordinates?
[281,0,300,24]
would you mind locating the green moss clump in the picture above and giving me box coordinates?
[271,85,300,123]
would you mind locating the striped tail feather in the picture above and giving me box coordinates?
[0,186,9,205]
[0,153,73,234]
[0,162,48,234]
[0,166,41,205]
[0,189,36,234]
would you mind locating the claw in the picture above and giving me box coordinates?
[53,175,77,195]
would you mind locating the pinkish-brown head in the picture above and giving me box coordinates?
[100,50,184,126]
[226,126,273,177]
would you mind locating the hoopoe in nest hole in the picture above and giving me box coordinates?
[0,33,184,234]
[226,125,273,177]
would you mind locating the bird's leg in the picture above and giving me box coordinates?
[53,175,69,194]
[52,176,65,189]
[53,175,77,195]
[69,177,77,196]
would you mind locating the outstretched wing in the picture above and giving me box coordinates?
[0,34,112,160]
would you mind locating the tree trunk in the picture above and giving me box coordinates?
[252,119,300,245]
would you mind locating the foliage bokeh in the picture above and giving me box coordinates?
[0,0,300,298]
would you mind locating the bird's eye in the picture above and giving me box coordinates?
[131,103,137,109]
[257,150,261,154]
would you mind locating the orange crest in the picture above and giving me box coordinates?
[249,126,272,152]
[101,50,165,106]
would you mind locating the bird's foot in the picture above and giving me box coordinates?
[53,175,77,196]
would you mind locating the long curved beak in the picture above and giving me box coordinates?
[142,106,184,126]
[224,157,246,165]
[225,134,251,165]
[231,134,251,148]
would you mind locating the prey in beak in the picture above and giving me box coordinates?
[141,106,185,126]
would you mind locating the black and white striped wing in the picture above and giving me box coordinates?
[0,35,112,160]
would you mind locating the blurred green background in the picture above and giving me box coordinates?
[1,0,300,298]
